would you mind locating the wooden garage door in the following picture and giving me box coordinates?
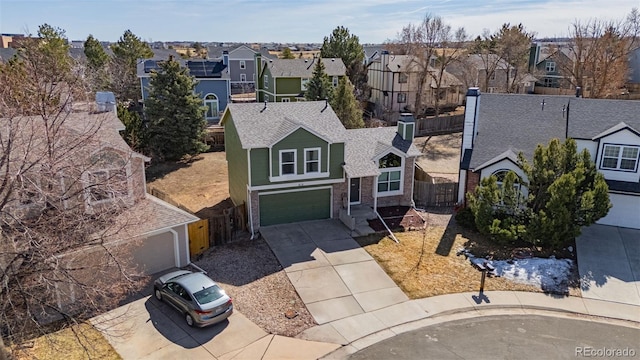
[259,188,331,226]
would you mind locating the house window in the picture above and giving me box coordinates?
[301,77,310,90]
[204,93,219,120]
[87,168,128,204]
[304,148,320,174]
[264,75,269,88]
[492,169,523,205]
[240,73,247,82]
[280,150,296,175]
[377,153,403,194]
[490,72,496,80]
[332,76,339,87]
[398,73,408,83]
[281,97,290,102]
[601,144,640,171]
[543,78,554,87]
[397,92,407,103]
[545,61,556,72]
[240,60,246,69]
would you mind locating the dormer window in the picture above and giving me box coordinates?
[280,150,296,175]
[601,144,639,171]
[378,153,403,195]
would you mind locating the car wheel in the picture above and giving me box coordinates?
[185,313,194,327]
[154,288,162,302]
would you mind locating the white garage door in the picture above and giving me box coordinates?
[131,231,177,275]
[597,194,640,229]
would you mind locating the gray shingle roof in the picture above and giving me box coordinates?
[344,127,421,178]
[224,101,347,149]
[469,93,640,170]
[266,58,346,77]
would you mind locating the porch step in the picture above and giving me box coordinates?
[350,206,376,220]
[351,224,377,237]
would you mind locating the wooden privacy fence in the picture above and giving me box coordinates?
[413,180,459,207]
[415,114,464,136]
[205,126,225,151]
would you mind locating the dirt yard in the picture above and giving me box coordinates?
[413,133,461,182]
[146,151,232,218]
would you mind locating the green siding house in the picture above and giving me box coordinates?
[221,101,421,234]
[255,55,346,102]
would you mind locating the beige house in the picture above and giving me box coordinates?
[367,52,463,123]
[447,54,536,94]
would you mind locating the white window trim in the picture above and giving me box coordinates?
[240,73,247,82]
[600,144,640,172]
[304,147,321,174]
[240,60,246,69]
[301,77,310,90]
[264,75,269,88]
[279,149,297,176]
[83,164,133,208]
[204,93,219,120]
[546,61,556,72]
[376,153,404,197]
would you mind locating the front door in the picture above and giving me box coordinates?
[350,178,361,204]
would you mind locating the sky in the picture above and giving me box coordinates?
[0,0,638,44]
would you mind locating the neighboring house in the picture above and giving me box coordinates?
[1,95,199,276]
[138,58,230,123]
[221,101,421,233]
[254,55,346,102]
[458,88,640,229]
[529,42,574,89]
[367,52,463,122]
[627,46,640,93]
[363,44,385,65]
[207,44,275,96]
[447,53,536,94]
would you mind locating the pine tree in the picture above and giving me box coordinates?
[305,59,333,101]
[144,59,208,161]
[110,30,154,101]
[330,77,364,129]
[84,34,108,69]
[280,47,295,59]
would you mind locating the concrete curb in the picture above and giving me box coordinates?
[310,291,640,360]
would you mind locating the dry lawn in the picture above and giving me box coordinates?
[356,222,581,299]
[146,151,232,217]
[13,323,120,360]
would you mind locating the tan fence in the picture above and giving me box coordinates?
[205,126,225,151]
[415,114,464,136]
[413,180,459,207]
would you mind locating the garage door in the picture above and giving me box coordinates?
[597,193,640,229]
[131,231,176,275]
[260,188,331,226]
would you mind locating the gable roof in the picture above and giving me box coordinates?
[222,101,347,149]
[468,93,640,170]
[344,127,421,177]
[265,58,346,77]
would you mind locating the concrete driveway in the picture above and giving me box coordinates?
[260,220,411,326]
[576,225,640,306]
[91,295,339,359]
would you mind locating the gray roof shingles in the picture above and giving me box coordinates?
[266,58,346,77]
[469,94,640,170]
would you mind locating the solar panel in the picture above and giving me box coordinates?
[186,60,224,78]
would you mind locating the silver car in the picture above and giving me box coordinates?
[153,270,233,327]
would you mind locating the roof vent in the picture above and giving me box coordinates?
[261,100,267,113]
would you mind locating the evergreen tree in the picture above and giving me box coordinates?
[320,26,368,99]
[117,103,146,152]
[84,34,108,69]
[110,30,153,101]
[144,59,208,161]
[305,59,333,101]
[280,47,295,59]
[330,77,364,129]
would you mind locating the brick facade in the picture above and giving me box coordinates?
[465,170,481,199]
[332,181,347,218]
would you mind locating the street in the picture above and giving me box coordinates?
[349,315,640,360]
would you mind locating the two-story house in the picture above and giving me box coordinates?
[2,96,199,279]
[221,101,421,234]
[138,58,230,123]
[207,44,275,96]
[367,52,463,123]
[457,88,640,229]
[254,55,346,103]
[447,53,536,94]
[529,42,575,90]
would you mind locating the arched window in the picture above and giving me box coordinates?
[204,93,219,120]
[492,169,522,206]
[377,153,403,194]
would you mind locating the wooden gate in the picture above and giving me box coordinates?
[188,219,210,257]
[413,180,459,207]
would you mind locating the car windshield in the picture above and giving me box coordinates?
[193,285,225,304]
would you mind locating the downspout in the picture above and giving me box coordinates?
[347,174,351,216]
[247,186,256,239]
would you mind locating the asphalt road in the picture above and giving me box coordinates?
[349,315,640,360]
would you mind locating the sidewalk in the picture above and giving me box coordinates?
[294,290,640,359]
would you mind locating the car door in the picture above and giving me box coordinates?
[164,282,191,313]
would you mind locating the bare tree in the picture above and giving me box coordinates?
[557,8,640,98]
[1,25,144,357]
[392,14,467,116]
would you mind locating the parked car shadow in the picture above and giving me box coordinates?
[144,297,228,348]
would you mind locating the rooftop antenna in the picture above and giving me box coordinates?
[540,99,546,111]
[261,100,267,113]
